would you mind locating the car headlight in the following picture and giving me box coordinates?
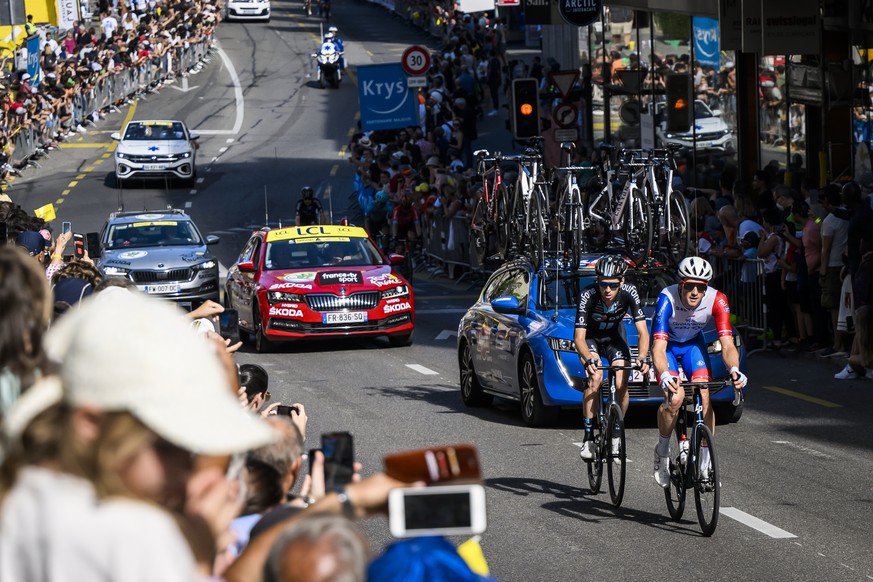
[665,133,674,139]
[182,151,192,159]
[268,291,305,303]
[547,337,577,353]
[192,260,216,271]
[381,285,409,300]
[722,129,731,136]
[116,152,128,159]
[103,266,130,276]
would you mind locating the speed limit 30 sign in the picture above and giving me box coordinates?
[401,45,431,77]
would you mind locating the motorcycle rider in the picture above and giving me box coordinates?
[327,26,345,70]
[295,186,326,226]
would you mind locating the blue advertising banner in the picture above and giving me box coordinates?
[693,17,720,69]
[357,63,417,131]
[26,34,40,86]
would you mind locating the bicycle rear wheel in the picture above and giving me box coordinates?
[502,186,521,259]
[664,429,687,521]
[529,188,546,268]
[623,186,652,266]
[606,403,626,507]
[470,197,489,266]
[665,190,690,265]
[496,184,511,259]
[586,431,603,494]
[693,425,720,536]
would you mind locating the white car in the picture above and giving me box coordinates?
[112,120,199,186]
[655,99,734,153]
[225,0,271,21]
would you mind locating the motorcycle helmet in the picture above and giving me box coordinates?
[328,26,338,33]
[301,186,314,199]
[595,255,627,279]
[677,256,713,282]
[324,31,335,40]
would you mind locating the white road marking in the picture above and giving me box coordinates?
[416,308,469,315]
[189,189,197,195]
[770,440,834,459]
[226,138,234,143]
[406,364,438,376]
[719,507,797,538]
[195,43,244,135]
[219,146,229,153]
[184,201,192,208]
[435,329,457,340]
[196,177,205,184]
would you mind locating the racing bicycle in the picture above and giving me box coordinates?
[663,376,743,536]
[584,363,639,507]
[550,142,590,271]
[470,149,507,265]
[638,146,690,266]
[502,141,550,268]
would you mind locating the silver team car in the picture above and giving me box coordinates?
[111,120,199,186]
[97,209,220,305]
[225,0,271,21]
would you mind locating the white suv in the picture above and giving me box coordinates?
[226,0,271,21]
[112,120,199,186]
[655,99,733,153]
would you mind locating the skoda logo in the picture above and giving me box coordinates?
[157,263,164,268]
[339,287,347,296]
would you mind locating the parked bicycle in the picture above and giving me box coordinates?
[470,149,508,265]
[502,139,550,268]
[584,362,640,507]
[550,142,589,271]
[663,375,742,536]
[639,146,690,266]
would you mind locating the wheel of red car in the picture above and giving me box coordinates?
[254,305,272,353]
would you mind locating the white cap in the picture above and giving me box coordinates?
[21,73,31,80]
[26,290,277,455]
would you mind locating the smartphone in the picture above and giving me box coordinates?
[62,221,72,235]
[0,221,7,242]
[322,432,354,491]
[86,232,101,259]
[276,405,300,416]
[62,254,74,263]
[73,233,85,259]
[384,444,480,484]
[388,484,487,538]
[307,448,320,476]
[218,308,240,343]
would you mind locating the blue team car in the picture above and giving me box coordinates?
[457,255,748,427]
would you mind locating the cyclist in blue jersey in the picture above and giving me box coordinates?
[651,256,748,487]
[574,255,651,460]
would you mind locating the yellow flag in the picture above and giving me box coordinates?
[457,537,490,576]
[34,203,56,222]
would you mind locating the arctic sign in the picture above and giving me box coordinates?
[557,0,601,27]
[357,63,418,131]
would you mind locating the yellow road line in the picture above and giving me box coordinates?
[330,164,338,176]
[101,153,111,159]
[84,166,95,172]
[61,189,71,195]
[75,174,86,180]
[68,181,78,187]
[55,198,64,205]
[58,143,108,149]
[764,386,842,408]
[93,159,103,165]
[338,146,346,157]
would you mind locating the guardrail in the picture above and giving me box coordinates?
[710,255,768,355]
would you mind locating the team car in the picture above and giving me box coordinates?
[111,120,199,186]
[225,0,271,21]
[225,224,415,352]
[457,255,747,427]
[96,209,221,304]
[654,99,733,153]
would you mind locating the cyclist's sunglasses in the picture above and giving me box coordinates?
[681,281,708,293]
[598,281,621,290]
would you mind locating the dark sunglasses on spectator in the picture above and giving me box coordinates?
[682,281,708,293]
[598,281,620,290]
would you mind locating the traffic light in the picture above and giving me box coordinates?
[665,73,692,133]
[511,78,541,140]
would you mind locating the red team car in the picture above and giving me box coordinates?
[225,225,415,352]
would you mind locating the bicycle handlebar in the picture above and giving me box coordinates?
[666,374,744,406]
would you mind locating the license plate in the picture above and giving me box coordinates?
[632,369,688,382]
[323,311,367,324]
[142,163,166,170]
[145,283,181,294]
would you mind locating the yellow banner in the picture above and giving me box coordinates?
[34,203,56,222]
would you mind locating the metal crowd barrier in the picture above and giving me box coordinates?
[710,255,768,355]
[7,39,213,166]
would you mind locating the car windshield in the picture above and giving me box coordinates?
[694,101,713,119]
[538,269,675,310]
[264,237,385,270]
[106,220,202,249]
[123,122,187,141]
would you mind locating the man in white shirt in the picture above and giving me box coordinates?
[100,11,118,39]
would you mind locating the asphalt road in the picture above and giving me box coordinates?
[8,1,873,579]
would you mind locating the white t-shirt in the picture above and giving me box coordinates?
[101,15,118,37]
[738,218,764,241]
[820,211,849,268]
[0,467,198,582]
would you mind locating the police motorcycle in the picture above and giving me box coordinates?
[312,32,343,89]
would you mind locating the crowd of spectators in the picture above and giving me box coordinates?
[1,0,220,189]
[687,163,873,379]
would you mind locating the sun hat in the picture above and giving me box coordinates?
[18,290,277,455]
[359,136,373,148]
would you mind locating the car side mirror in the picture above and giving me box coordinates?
[388,254,406,265]
[189,132,201,140]
[711,109,722,117]
[237,260,255,272]
[491,295,524,315]
[205,234,220,246]
[110,132,121,140]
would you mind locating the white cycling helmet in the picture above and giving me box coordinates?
[328,26,338,33]
[677,256,713,282]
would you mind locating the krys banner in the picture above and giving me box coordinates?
[357,63,418,131]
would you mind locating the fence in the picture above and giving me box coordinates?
[710,255,768,355]
[8,40,212,167]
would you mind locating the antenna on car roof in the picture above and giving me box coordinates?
[264,185,269,229]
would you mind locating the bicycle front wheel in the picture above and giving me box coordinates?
[502,186,521,259]
[693,425,720,536]
[586,432,603,494]
[567,187,584,269]
[665,189,691,265]
[470,197,489,266]
[664,429,687,521]
[606,403,626,507]
[623,186,652,266]
[529,188,546,268]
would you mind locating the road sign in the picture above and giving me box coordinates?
[401,46,431,77]
[357,63,418,131]
[553,103,577,128]
[406,76,427,88]
[548,70,580,100]
[554,128,579,142]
